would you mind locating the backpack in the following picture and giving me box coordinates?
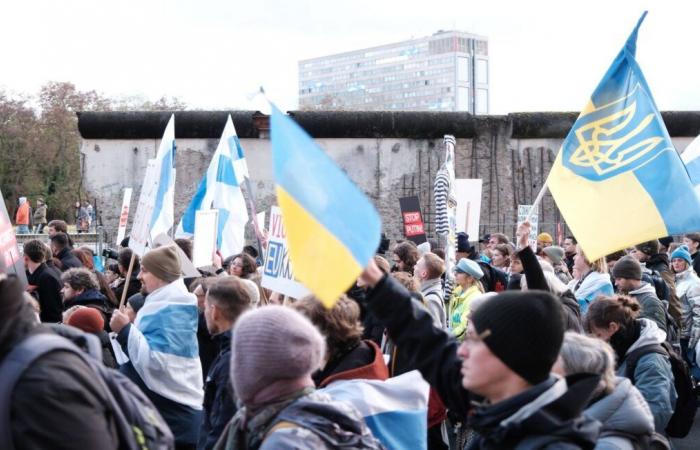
[623,341,698,438]
[0,331,174,450]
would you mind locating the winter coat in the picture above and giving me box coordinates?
[315,340,389,388]
[7,329,120,450]
[617,319,677,434]
[64,289,113,331]
[213,390,383,450]
[628,283,668,333]
[55,247,83,271]
[645,254,681,324]
[421,278,447,329]
[675,268,700,345]
[26,263,63,323]
[111,272,142,306]
[96,329,117,368]
[584,377,655,450]
[448,284,481,340]
[15,201,29,225]
[33,204,47,224]
[199,330,236,450]
[569,270,614,314]
[365,275,601,448]
[692,251,700,279]
[518,246,583,332]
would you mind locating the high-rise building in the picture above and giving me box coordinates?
[298,30,489,113]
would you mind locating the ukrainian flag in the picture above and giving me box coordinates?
[270,105,381,307]
[547,12,700,261]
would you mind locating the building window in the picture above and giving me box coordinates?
[457,86,469,111]
[457,56,469,83]
[476,59,488,84]
[476,89,488,114]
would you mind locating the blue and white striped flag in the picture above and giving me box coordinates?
[148,114,176,240]
[321,370,430,450]
[682,134,700,196]
[176,115,249,258]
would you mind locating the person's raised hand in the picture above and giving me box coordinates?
[517,221,531,250]
[359,258,384,289]
[110,307,130,334]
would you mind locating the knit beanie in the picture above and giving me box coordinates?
[127,293,146,314]
[457,232,471,253]
[537,232,553,244]
[66,307,104,334]
[542,246,565,265]
[231,305,325,406]
[634,240,659,256]
[611,255,642,280]
[141,245,181,283]
[671,245,693,266]
[471,291,564,385]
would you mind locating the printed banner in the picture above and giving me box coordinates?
[192,209,219,268]
[0,190,27,285]
[116,188,132,246]
[129,160,158,256]
[399,196,427,244]
[261,206,310,299]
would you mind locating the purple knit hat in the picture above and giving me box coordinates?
[231,305,326,406]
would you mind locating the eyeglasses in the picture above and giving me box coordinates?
[463,328,491,344]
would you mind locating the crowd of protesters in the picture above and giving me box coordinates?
[4,219,700,450]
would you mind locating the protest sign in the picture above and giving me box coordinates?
[0,190,27,285]
[399,196,427,244]
[192,209,219,268]
[115,188,132,246]
[261,206,310,299]
[454,179,482,238]
[517,204,539,252]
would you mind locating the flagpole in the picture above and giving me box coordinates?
[524,181,548,224]
[119,252,136,309]
[243,177,265,258]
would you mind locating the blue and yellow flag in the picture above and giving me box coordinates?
[270,105,381,307]
[547,12,700,261]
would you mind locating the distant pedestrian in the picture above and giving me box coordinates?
[33,197,48,233]
[15,197,30,234]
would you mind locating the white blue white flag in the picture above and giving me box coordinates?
[176,115,249,258]
[149,114,176,240]
[321,370,430,450]
[682,134,700,196]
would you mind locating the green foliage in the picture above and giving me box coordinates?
[0,82,186,222]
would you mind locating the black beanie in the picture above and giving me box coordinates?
[634,240,659,256]
[612,255,642,280]
[471,291,564,385]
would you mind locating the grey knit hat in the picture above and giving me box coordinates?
[542,246,565,265]
[231,305,326,406]
[612,255,642,280]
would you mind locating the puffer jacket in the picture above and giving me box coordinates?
[675,268,700,345]
[628,283,667,333]
[584,377,655,449]
[617,319,677,434]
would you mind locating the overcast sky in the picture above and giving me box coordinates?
[1,0,696,114]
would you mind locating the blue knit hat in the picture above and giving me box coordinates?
[671,245,692,266]
[455,258,484,279]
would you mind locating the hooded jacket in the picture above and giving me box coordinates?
[15,198,29,225]
[366,275,601,448]
[627,283,667,333]
[616,319,677,433]
[674,268,700,344]
[314,340,389,388]
[584,377,655,449]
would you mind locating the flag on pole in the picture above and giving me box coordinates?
[546,12,700,261]
[149,114,176,240]
[681,134,700,197]
[270,104,381,307]
[176,115,248,258]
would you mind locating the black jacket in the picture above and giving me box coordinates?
[26,263,63,323]
[692,252,700,279]
[198,330,236,450]
[366,275,601,448]
[64,289,113,331]
[55,247,83,271]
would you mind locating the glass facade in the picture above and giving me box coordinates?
[298,30,489,113]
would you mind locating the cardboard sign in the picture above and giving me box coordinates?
[192,209,219,268]
[116,188,133,246]
[454,179,483,238]
[261,206,310,299]
[0,190,27,285]
[517,204,539,252]
[399,196,427,244]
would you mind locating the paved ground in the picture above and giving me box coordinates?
[670,410,699,450]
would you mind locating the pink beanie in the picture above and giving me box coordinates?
[231,305,325,406]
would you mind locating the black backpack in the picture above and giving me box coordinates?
[624,341,698,438]
[0,331,174,450]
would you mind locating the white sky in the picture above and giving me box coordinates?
[0,0,697,114]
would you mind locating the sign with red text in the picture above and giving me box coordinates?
[115,188,132,246]
[399,196,427,244]
[0,190,27,285]
[261,206,310,299]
